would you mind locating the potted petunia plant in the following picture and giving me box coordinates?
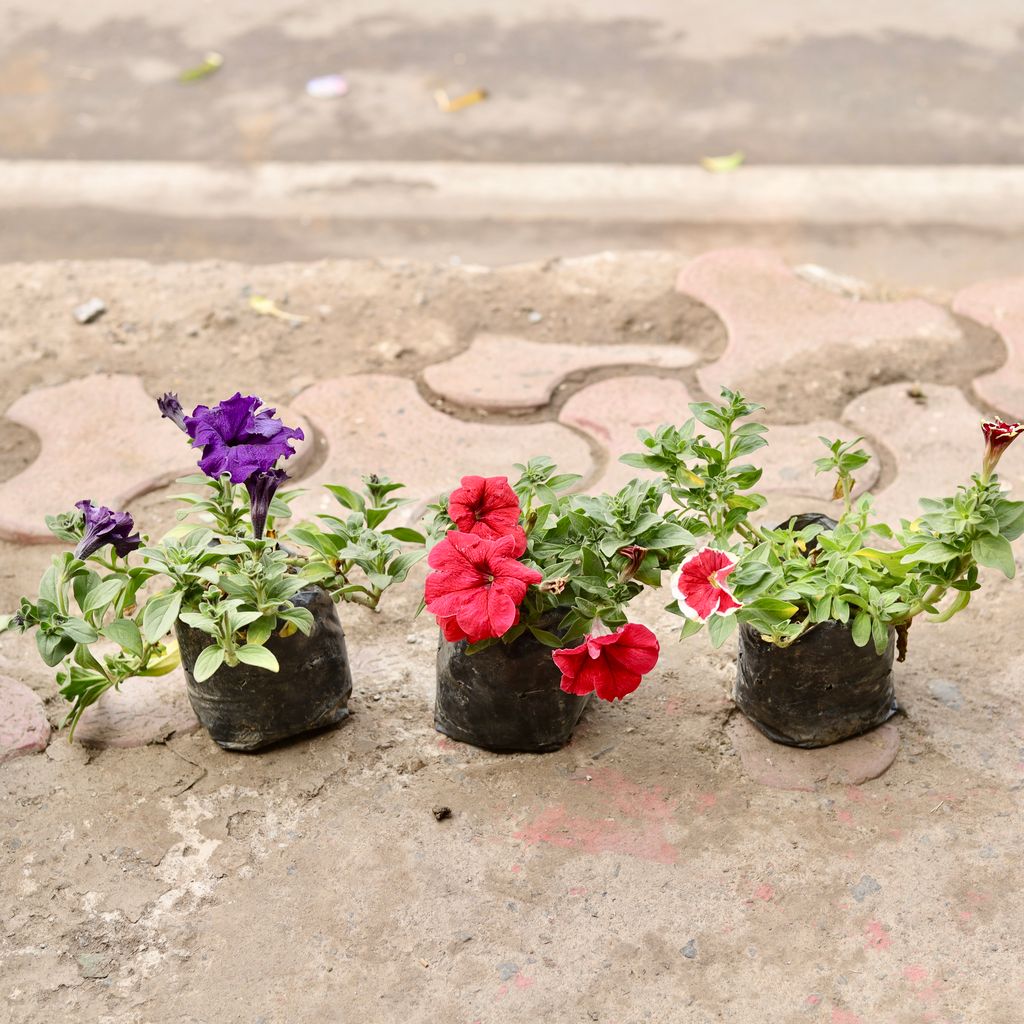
[1,392,423,751]
[623,389,1024,747]
[421,459,694,753]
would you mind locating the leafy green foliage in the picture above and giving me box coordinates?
[627,388,1024,655]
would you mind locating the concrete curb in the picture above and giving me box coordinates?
[4,161,1024,227]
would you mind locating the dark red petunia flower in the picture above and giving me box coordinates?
[670,547,742,621]
[982,418,1024,479]
[447,475,525,552]
[425,532,541,644]
[552,623,660,702]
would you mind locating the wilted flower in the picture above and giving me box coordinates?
[447,475,526,552]
[74,500,141,561]
[184,393,304,483]
[552,623,660,701]
[245,468,288,540]
[982,419,1023,480]
[671,547,742,621]
[617,544,648,582]
[157,392,188,432]
[424,532,542,644]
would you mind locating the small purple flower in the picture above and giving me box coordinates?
[245,469,288,540]
[74,500,141,560]
[157,392,188,432]
[184,393,304,484]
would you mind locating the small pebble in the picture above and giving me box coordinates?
[371,694,381,702]
[432,805,452,821]
[526,310,543,324]
[73,298,106,324]
[681,939,698,960]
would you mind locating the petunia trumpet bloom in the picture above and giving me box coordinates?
[73,500,142,561]
[982,418,1023,481]
[424,531,542,644]
[447,475,526,552]
[671,547,742,621]
[245,468,288,540]
[184,392,304,484]
[552,623,660,701]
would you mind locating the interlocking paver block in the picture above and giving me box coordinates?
[422,334,698,411]
[678,249,963,411]
[0,374,313,544]
[953,277,1024,417]
[72,670,200,748]
[559,377,693,494]
[560,376,878,500]
[842,383,1020,523]
[0,675,50,762]
[289,374,594,521]
[728,715,899,791]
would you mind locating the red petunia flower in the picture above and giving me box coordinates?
[448,475,525,552]
[552,623,660,702]
[425,531,542,644]
[982,418,1024,479]
[671,547,742,621]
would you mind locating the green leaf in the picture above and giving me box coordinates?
[102,618,144,658]
[677,617,704,639]
[971,533,1015,578]
[192,645,225,682]
[37,631,74,667]
[528,626,564,648]
[235,645,280,672]
[383,527,426,544]
[246,615,276,647]
[707,613,739,648]
[142,591,183,644]
[905,541,960,565]
[324,484,365,513]
[851,611,871,648]
[82,577,126,615]
[61,618,99,644]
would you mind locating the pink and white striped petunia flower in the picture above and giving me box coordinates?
[671,547,742,621]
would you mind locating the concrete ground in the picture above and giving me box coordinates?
[1,249,1023,1023]
[2,1,1024,283]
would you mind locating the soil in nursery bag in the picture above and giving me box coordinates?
[176,586,353,752]
[435,615,589,754]
[734,511,897,748]
[735,620,898,748]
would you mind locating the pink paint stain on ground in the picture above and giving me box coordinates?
[754,883,775,901]
[510,864,522,874]
[845,785,867,803]
[902,965,947,1006]
[514,973,534,990]
[836,809,856,826]
[568,886,588,896]
[831,1009,863,1024]
[694,792,717,813]
[806,995,822,1007]
[865,919,892,951]
[517,769,680,863]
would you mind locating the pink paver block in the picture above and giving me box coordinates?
[677,249,962,402]
[842,382,1022,523]
[0,374,313,544]
[559,376,879,500]
[72,670,200,748]
[728,715,899,791]
[558,377,693,493]
[422,334,698,411]
[289,374,594,522]
[0,675,51,762]
[954,277,1024,418]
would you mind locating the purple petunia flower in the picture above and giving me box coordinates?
[157,392,188,432]
[245,468,288,540]
[184,393,304,483]
[74,500,142,560]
